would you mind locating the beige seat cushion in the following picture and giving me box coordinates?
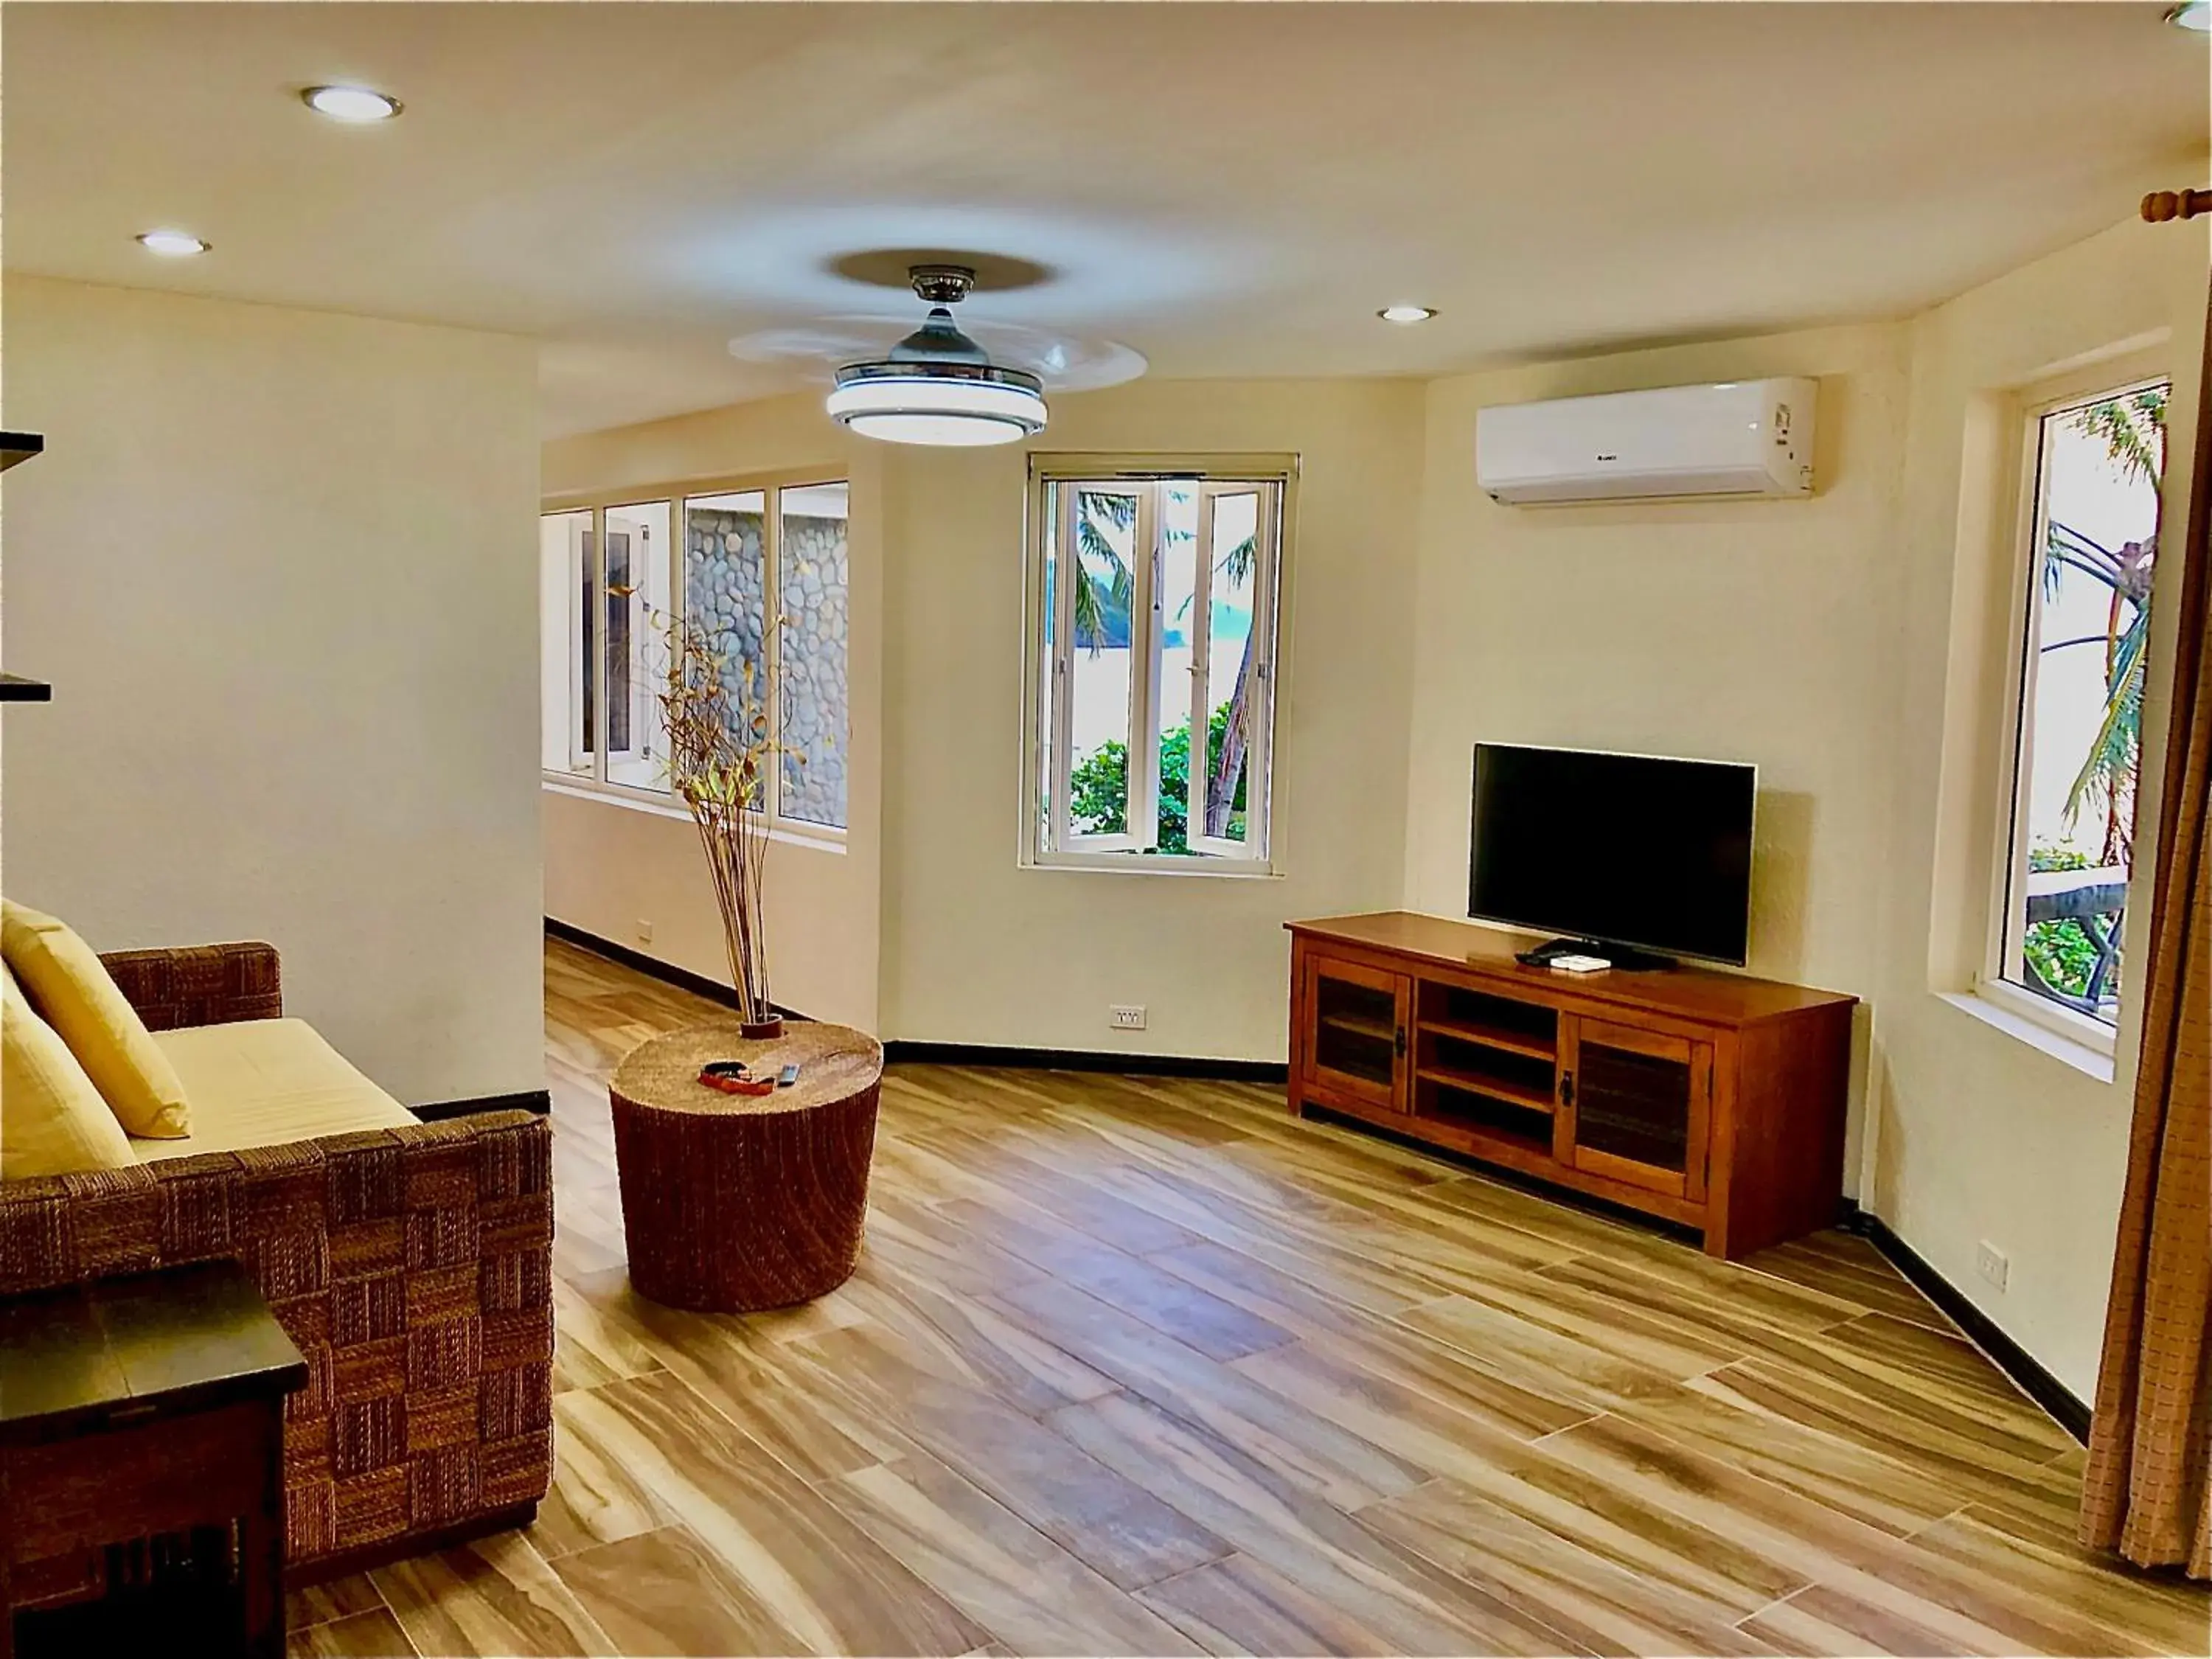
[135,1018,415,1163]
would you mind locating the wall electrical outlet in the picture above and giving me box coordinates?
[1109,1004,1147,1032]
[636,919,654,945]
[1975,1241,2010,1293]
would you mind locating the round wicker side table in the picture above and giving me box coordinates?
[608,1020,884,1312]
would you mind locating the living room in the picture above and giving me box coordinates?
[0,4,2206,1655]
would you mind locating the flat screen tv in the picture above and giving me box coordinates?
[1470,743,1756,967]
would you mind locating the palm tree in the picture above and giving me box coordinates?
[1200,526,1259,838]
[2043,387,2164,863]
[1072,492,1134,652]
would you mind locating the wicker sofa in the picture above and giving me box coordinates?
[0,942,554,1579]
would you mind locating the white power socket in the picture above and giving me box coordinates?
[1975,1240,2010,1293]
[636,919,654,945]
[1109,1004,1147,1031]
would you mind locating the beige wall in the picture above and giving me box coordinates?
[1,276,545,1107]
[538,395,884,1031]
[1403,321,1911,1183]
[879,378,1425,1059]
[543,378,1422,1055]
[1865,217,2205,1399]
[1399,216,2205,1399]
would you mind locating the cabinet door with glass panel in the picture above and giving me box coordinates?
[1556,1017,1713,1200]
[1298,956,1410,1113]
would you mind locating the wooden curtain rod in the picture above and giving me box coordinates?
[2141,189,2212,223]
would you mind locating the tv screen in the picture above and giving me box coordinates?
[1470,743,1756,965]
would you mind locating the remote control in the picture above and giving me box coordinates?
[777,1063,801,1087]
[1546,953,1612,973]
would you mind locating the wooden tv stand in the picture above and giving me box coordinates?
[1286,912,1857,1258]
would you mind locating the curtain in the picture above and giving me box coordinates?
[2078,282,2212,1579]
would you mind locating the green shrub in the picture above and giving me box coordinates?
[1069,703,1244,852]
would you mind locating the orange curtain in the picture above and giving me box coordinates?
[2078,282,2211,1579]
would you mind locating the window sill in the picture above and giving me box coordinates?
[1022,852,1282,880]
[541,777,847,855]
[1938,988,2115,1084]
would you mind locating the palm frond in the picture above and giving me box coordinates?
[2066,389,2166,491]
[1074,494,1135,656]
[1221,532,1257,585]
[2062,605,2148,827]
[2045,521,2122,599]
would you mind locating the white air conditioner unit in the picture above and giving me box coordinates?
[1476,378,1817,504]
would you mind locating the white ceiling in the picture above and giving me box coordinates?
[5,3,2205,438]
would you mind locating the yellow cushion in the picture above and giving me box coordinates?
[1,900,190,1138]
[136,1018,414,1163]
[2,967,136,1178]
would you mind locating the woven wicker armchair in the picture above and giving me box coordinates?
[0,943,554,1579]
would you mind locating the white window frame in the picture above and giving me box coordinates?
[1020,453,1292,875]
[540,466,850,846]
[598,501,665,781]
[540,509,594,778]
[1976,357,2170,1062]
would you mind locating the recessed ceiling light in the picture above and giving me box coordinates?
[2168,1,2209,29]
[302,85,403,122]
[1378,305,1436,324]
[136,230,209,257]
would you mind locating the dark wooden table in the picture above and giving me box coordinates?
[0,1261,306,1659]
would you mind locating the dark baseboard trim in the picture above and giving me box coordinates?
[411,1090,552,1123]
[549,918,1286,1082]
[546,917,807,1023]
[882,1039,1289,1084]
[1840,1202,2091,1444]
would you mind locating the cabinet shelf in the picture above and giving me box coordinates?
[1318,1011,1396,1044]
[1416,1065,1554,1115]
[1416,1015,1554,1062]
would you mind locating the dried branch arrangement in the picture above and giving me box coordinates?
[654,609,793,1036]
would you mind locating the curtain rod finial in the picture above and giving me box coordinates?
[2140,189,2212,223]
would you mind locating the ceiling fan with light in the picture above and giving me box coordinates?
[824,265,1050,447]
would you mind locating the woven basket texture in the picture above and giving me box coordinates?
[611,1020,883,1312]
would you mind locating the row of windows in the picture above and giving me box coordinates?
[540,480,851,832]
[540,460,1293,870]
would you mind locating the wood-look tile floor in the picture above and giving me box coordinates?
[289,937,2211,1657]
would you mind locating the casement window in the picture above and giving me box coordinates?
[1983,372,2170,1053]
[540,475,849,833]
[1022,458,1289,872]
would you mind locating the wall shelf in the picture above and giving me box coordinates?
[3,434,55,701]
